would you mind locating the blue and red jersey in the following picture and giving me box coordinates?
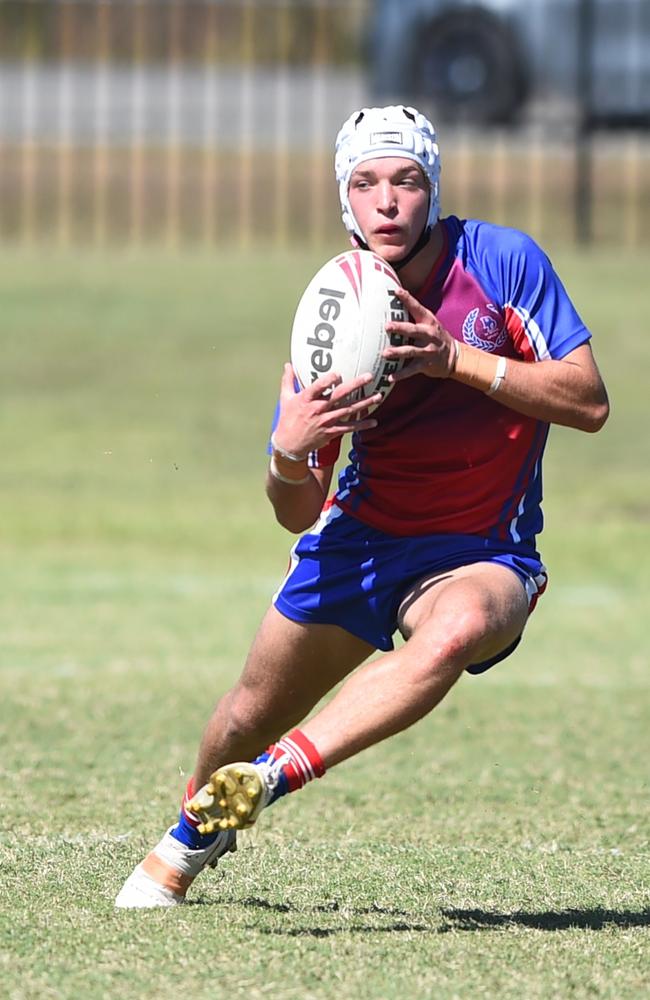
[276,216,591,547]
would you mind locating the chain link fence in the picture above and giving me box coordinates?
[0,0,648,247]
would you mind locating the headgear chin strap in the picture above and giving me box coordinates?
[335,105,441,269]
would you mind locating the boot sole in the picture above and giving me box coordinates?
[187,763,264,834]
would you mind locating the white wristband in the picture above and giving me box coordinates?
[269,456,310,486]
[270,433,308,463]
[487,356,507,395]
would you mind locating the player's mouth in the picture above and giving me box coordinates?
[375,225,402,236]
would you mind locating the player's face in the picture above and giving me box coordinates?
[348,157,429,262]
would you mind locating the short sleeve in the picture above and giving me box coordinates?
[467,223,592,362]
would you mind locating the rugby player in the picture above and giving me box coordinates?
[116,106,609,907]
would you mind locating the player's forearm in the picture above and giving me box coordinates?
[487,359,608,431]
[451,343,609,432]
[265,468,327,534]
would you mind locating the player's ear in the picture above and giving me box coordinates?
[350,234,360,248]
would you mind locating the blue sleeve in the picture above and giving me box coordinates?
[464,221,591,361]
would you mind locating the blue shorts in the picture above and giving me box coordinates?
[273,505,548,674]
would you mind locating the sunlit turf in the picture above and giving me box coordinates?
[0,246,648,999]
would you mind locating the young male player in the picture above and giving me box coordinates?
[116,106,609,907]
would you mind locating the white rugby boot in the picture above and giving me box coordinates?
[114,825,236,909]
[186,759,283,834]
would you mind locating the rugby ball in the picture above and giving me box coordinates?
[290,249,410,408]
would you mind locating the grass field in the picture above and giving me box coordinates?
[1,245,648,999]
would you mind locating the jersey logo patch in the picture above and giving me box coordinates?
[462,304,507,352]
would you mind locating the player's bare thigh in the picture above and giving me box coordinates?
[231,604,375,728]
[398,562,530,667]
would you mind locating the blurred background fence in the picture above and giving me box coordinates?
[0,0,648,249]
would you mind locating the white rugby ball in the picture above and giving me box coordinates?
[290,249,409,408]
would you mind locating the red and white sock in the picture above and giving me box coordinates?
[256,728,326,799]
[180,776,201,826]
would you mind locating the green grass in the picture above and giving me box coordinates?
[0,246,648,999]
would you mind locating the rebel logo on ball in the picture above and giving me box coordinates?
[307,287,345,381]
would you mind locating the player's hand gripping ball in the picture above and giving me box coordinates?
[290,250,410,411]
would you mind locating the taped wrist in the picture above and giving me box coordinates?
[269,454,310,485]
[452,341,507,395]
[270,433,307,463]
[269,432,310,485]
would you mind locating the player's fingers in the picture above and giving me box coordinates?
[383,341,439,362]
[327,392,383,419]
[388,359,441,383]
[279,362,299,399]
[328,371,374,405]
[383,322,433,347]
[387,315,447,339]
[326,417,378,435]
[384,319,417,339]
[303,370,343,400]
[393,287,434,323]
[388,364,417,383]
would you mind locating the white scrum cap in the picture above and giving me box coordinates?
[335,105,441,241]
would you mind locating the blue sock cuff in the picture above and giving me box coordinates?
[170,809,219,850]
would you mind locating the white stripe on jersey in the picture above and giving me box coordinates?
[509,494,526,544]
[509,458,541,544]
[506,303,551,360]
[313,502,343,534]
[336,470,359,503]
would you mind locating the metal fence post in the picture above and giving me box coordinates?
[575,0,595,245]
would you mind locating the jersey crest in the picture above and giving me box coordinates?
[461,303,507,352]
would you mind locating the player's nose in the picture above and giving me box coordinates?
[376,180,398,213]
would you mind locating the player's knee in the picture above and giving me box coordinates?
[224,685,296,748]
[222,688,272,746]
[410,607,491,679]
[453,604,493,649]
